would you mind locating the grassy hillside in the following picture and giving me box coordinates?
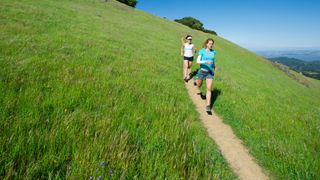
[0,0,235,179]
[269,57,320,79]
[210,41,320,179]
[1,0,320,179]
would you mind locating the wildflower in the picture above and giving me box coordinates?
[101,161,106,168]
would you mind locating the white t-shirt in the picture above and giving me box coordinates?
[184,43,194,57]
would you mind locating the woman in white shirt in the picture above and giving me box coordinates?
[181,35,197,82]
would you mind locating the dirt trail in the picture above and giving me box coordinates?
[185,80,268,180]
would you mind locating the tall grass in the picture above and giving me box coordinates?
[206,37,320,179]
[1,0,320,179]
[0,0,235,178]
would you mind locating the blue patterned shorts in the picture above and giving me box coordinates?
[197,69,214,80]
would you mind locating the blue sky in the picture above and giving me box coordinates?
[136,0,320,51]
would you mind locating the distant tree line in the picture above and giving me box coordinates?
[115,0,138,8]
[174,17,217,36]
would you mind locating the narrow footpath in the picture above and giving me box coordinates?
[185,80,268,180]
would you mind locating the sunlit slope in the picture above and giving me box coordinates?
[0,0,236,179]
[1,0,319,179]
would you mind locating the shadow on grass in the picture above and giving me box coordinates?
[210,88,221,107]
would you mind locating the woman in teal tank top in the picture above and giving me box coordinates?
[196,38,217,114]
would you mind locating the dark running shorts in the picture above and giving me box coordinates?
[184,56,194,61]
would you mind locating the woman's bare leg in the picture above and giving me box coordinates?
[206,78,213,106]
[197,79,203,88]
[196,79,203,94]
[187,61,192,78]
[184,60,189,79]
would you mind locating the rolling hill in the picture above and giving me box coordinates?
[1,0,320,179]
[268,57,320,79]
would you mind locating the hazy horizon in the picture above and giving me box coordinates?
[254,49,320,61]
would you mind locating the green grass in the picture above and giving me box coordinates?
[1,0,320,179]
[0,0,235,179]
[208,38,320,180]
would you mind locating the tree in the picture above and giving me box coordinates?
[174,17,204,31]
[175,16,218,36]
[203,29,217,36]
[116,0,138,8]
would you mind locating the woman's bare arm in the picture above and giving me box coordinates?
[181,45,184,56]
[181,37,185,45]
[180,37,185,56]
